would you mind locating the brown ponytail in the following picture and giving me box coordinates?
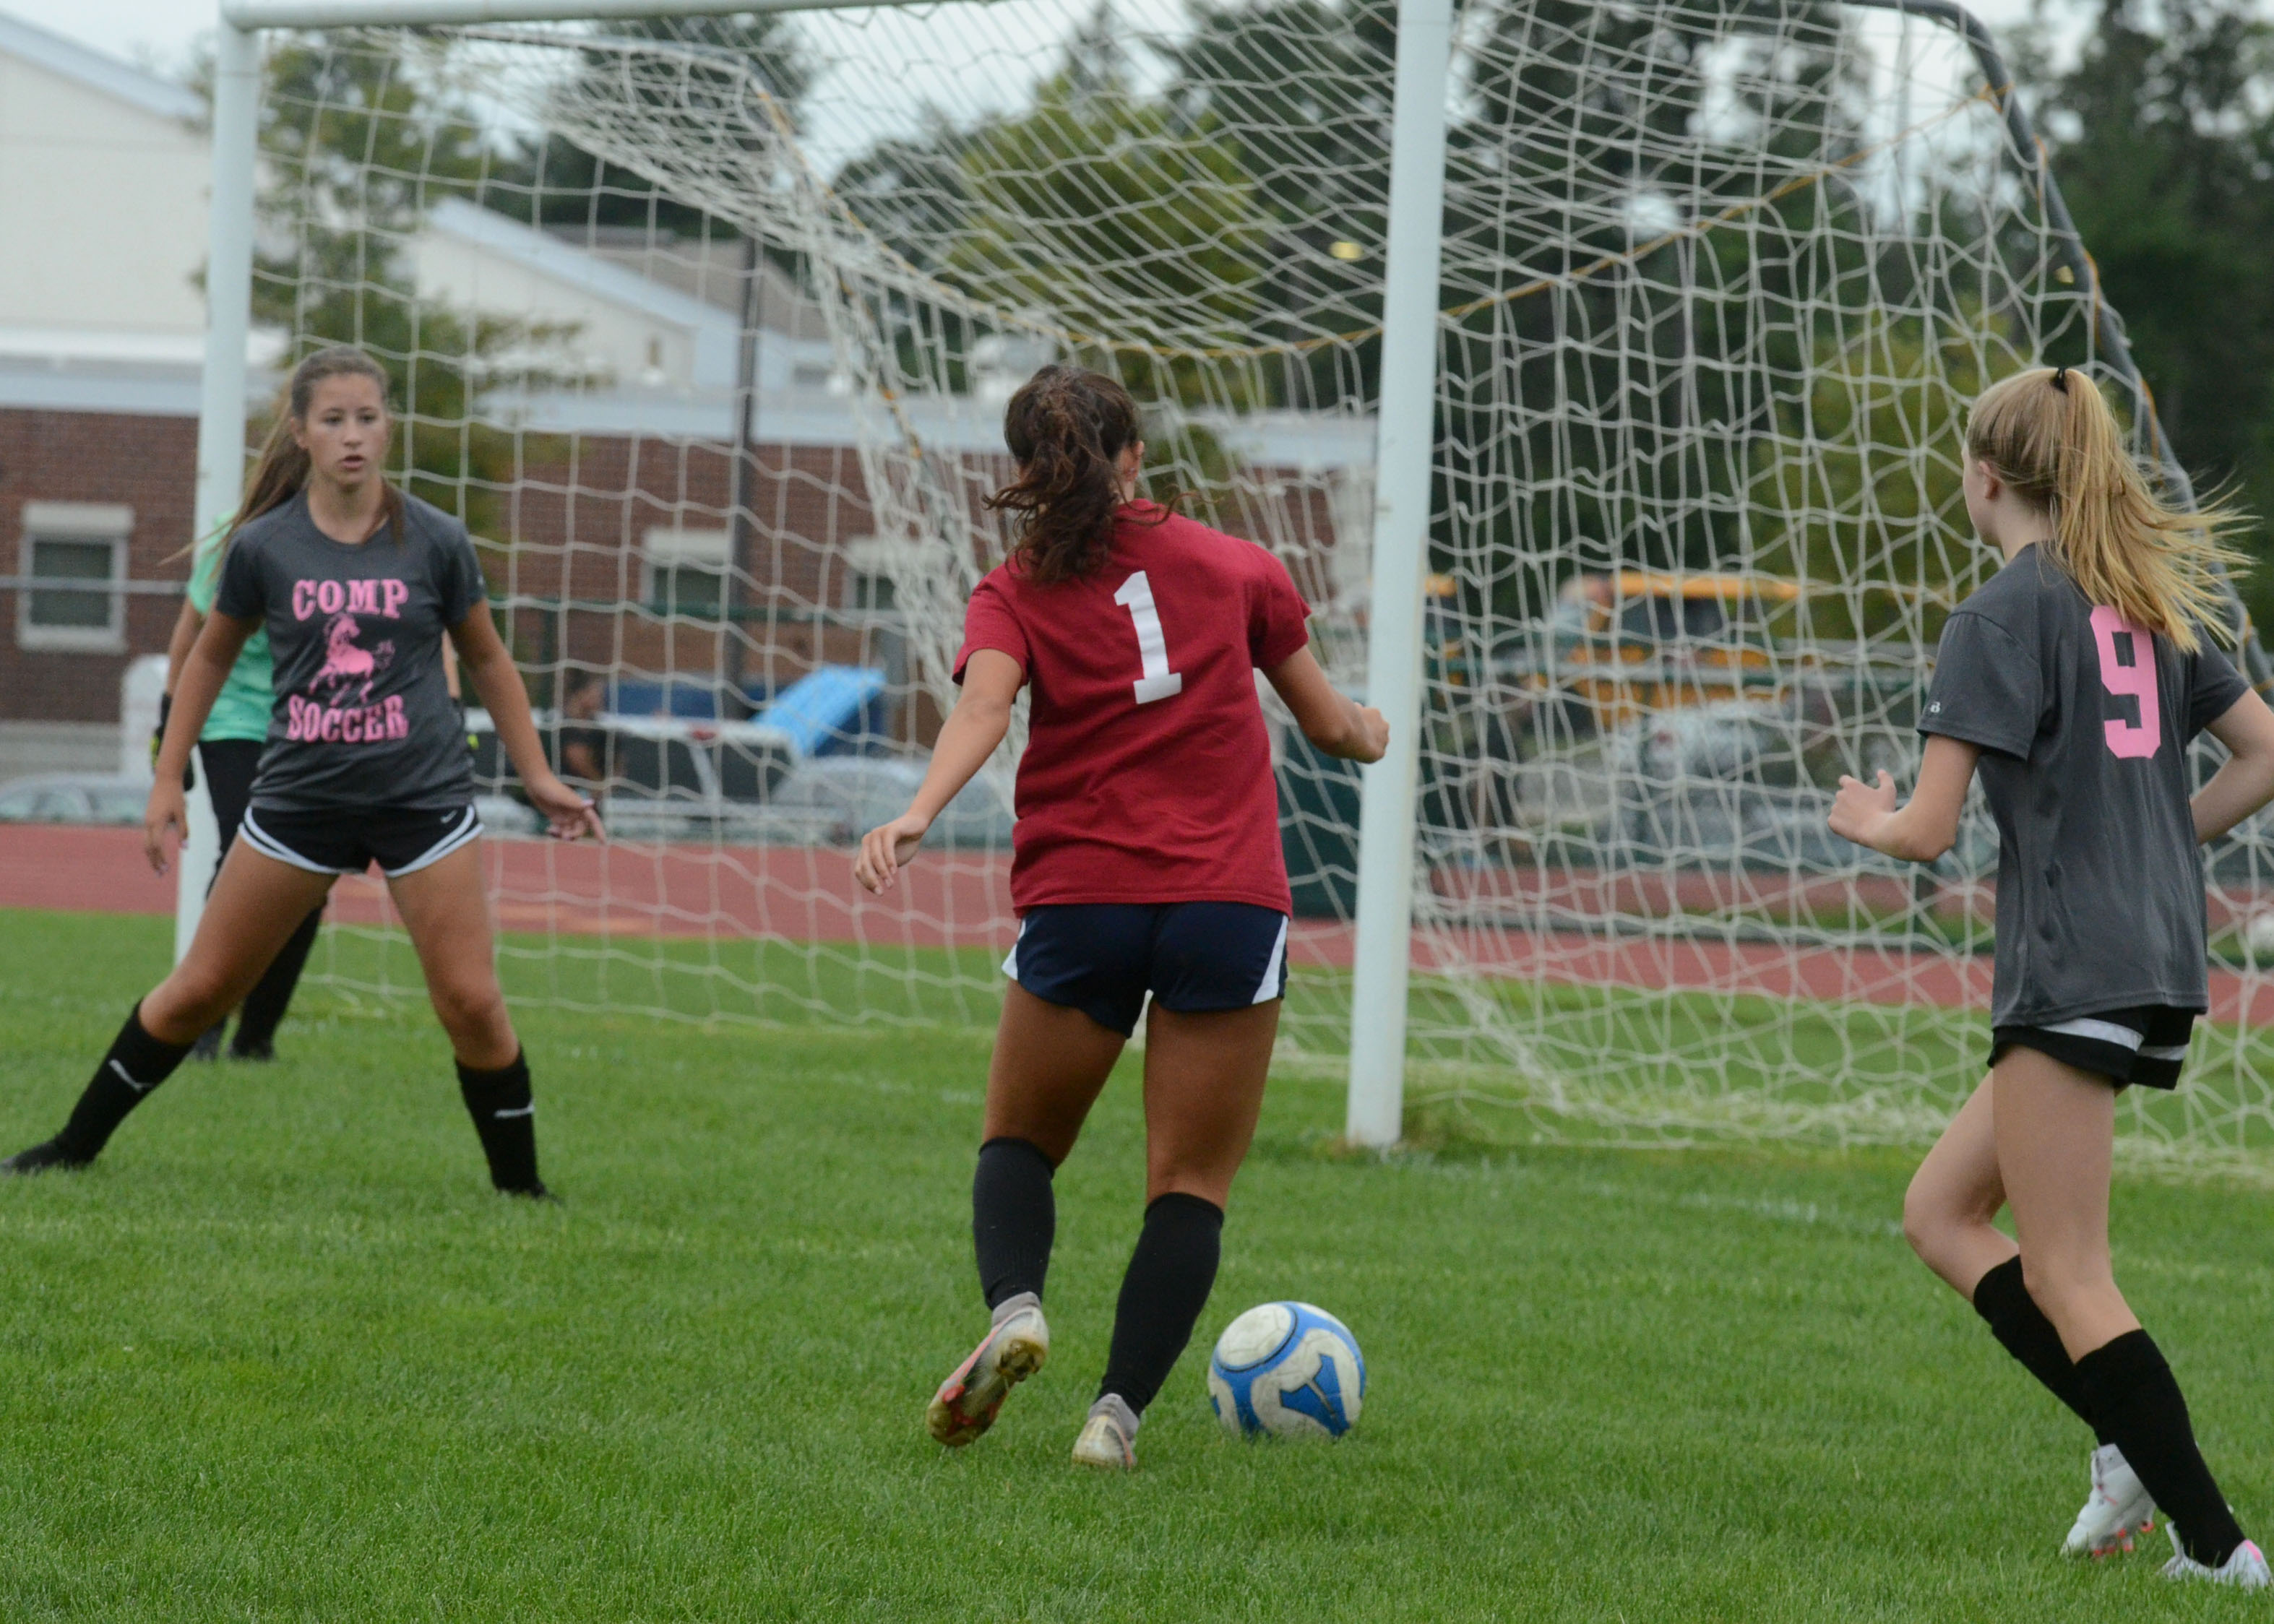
[984,366,1173,584]
[1965,366,2249,652]
[222,345,406,552]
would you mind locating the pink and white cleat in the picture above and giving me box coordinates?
[2162,1532,2270,1589]
[2063,1443,2156,1558]
[926,1294,1049,1448]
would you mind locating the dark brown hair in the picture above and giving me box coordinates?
[225,345,406,550]
[984,365,1171,583]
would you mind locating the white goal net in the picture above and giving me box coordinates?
[260,0,2274,1172]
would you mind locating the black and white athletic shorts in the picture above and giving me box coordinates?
[240,803,483,880]
[1991,1006,2198,1092]
[1004,902,1291,1037]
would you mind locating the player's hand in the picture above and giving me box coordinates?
[526,772,605,843]
[1827,769,1900,850]
[855,812,931,894]
[1348,704,1390,764]
[143,779,188,875]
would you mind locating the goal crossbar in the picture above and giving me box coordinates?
[221,0,931,26]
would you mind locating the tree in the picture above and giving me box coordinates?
[2012,0,2274,627]
[942,67,1269,407]
[1437,0,1874,626]
[251,33,578,547]
[1155,0,1397,410]
[493,12,811,236]
[1749,306,1997,642]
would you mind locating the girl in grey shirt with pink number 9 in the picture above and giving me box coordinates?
[1831,365,2274,1587]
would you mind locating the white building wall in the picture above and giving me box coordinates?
[409,199,747,395]
[410,225,709,392]
[0,34,207,347]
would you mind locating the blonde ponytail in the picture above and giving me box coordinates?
[1965,366,2249,654]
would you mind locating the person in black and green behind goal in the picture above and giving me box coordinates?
[156,517,324,1063]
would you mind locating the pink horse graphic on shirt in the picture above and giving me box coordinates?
[316,612,395,704]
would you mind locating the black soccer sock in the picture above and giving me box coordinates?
[973,1137,1056,1310]
[231,904,323,1054]
[1098,1192,1224,1416]
[2076,1329,2248,1567]
[1972,1257,2109,1444]
[56,1005,194,1162]
[456,1051,545,1196]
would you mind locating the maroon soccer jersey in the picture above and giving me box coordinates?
[953,504,1314,912]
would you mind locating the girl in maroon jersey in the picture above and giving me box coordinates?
[856,366,1385,1468]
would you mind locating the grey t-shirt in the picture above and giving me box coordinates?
[215,491,486,813]
[1920,545,2249,1027]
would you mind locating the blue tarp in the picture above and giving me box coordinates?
[754,665,887,758]
[610,680,728,720]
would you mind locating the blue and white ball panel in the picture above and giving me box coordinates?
[1206,1301,1366,1438]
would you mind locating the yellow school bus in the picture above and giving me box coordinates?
[1535,570,1803,732]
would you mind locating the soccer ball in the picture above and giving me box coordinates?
[1205,1301,1366,1438]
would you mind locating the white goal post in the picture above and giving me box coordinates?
[191,0,2273,1170]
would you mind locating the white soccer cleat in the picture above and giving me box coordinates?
[926,1296,1049,1448]
[2063,1443,2156,1558]
[1069,1395,1138,1470]
[2161,1532,2270,1589]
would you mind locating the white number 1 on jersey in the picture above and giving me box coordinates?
[1113,570,1184,704]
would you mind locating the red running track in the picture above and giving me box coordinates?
[7,824,2270,1023]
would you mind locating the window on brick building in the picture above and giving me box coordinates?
[643,527,730,621]
[17,502,132,654]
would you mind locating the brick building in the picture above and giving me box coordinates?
[0,14,212,776]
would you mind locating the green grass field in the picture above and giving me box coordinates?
[4,908,2274,1620]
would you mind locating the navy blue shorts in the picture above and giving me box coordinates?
[1004,902,1291,1037]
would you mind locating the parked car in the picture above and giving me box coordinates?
[0,774,150,826]
[1607,701,1797,787]
[464,709,1015,847]
[467,708,800,842]
[1603,703,1856,871]
[765,756,1014,848]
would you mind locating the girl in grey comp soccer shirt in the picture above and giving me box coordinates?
[1831,366,2274,1587]
[3,347,601,1196]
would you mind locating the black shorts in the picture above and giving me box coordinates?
[1990,1006,2198,1092]
[1004,902,1291,1037]
[240,803,483,880]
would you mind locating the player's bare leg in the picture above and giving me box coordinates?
[981,982,1124,1162]
[1906,1070,2155,1552]
[1138,1000,1276,1208]
[1996,1048,2250,1572]
[1994,1052,2134,1356]
[389,841,546,1194]
[145,843,339,1043]
[1903,1074,2012,1294]
[929,985,1125,1447]
[389,841,516,1068]
[1069,998,1278,1469]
